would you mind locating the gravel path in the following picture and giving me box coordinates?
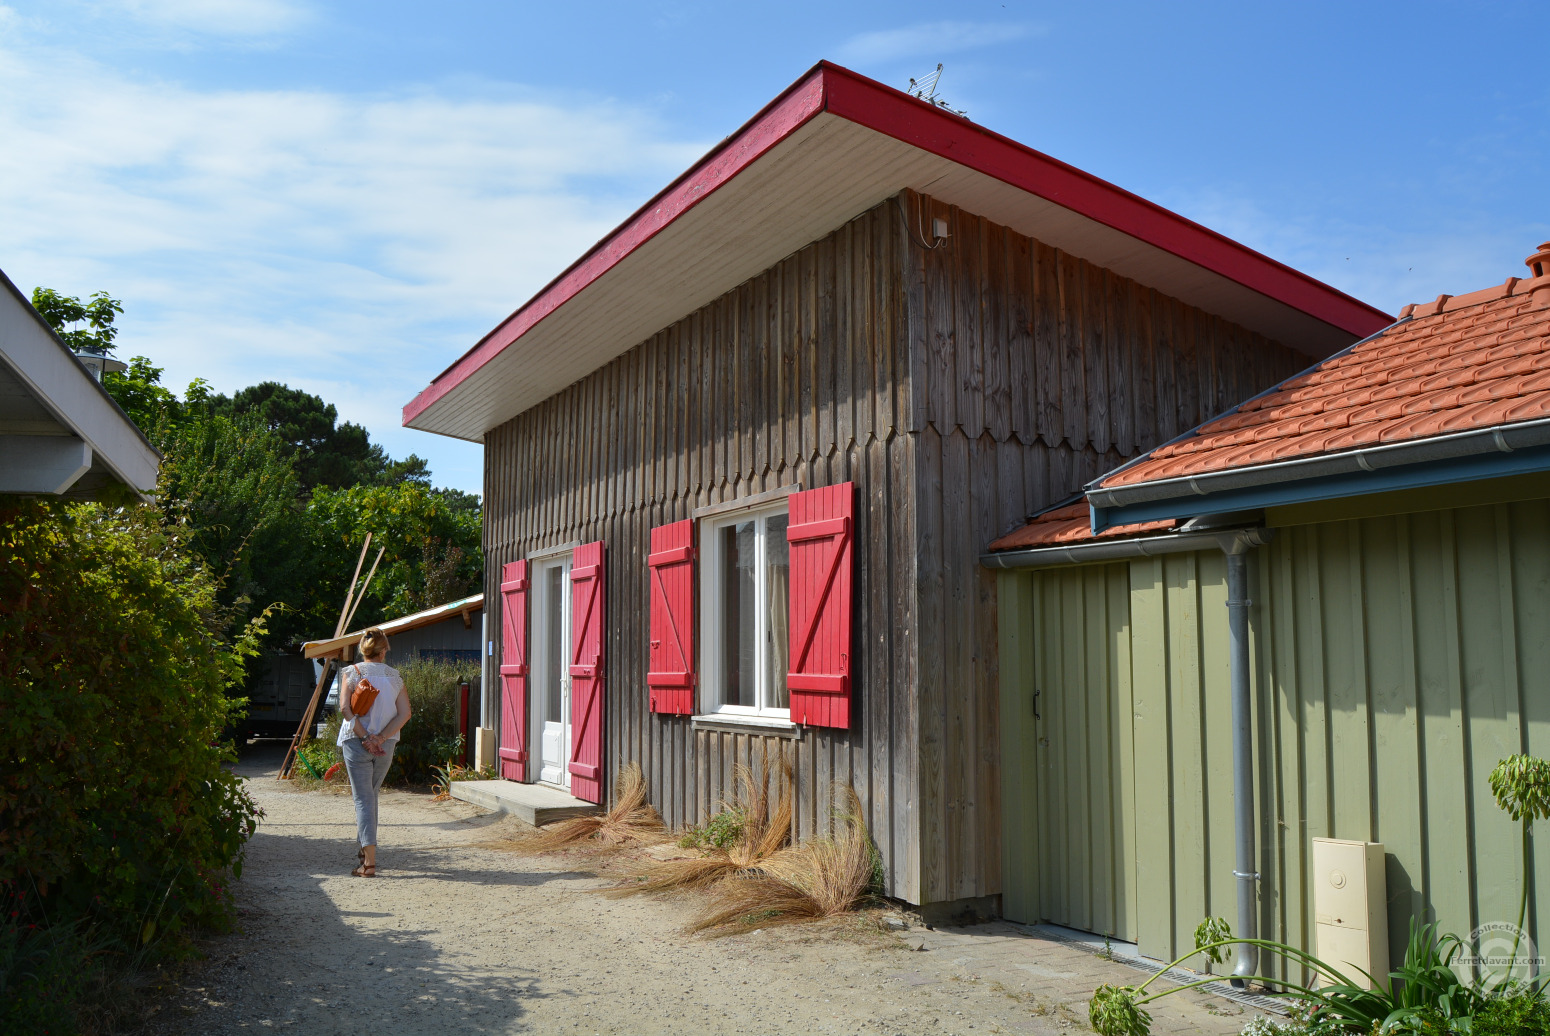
[165,743,1255,1035]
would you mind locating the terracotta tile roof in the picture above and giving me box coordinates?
[1099,257,1550,490]
[987,502,1178,552]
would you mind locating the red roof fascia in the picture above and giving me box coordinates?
[404,61,1393,430]
[401,66,830,427]
[820,68,1390,341]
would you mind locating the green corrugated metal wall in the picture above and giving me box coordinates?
[998,498,1550,974]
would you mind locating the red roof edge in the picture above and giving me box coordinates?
[404,60,1393,431]
[402,63,832,428]
[819,68,1391,341]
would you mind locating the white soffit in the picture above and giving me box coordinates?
[0,273,160,497]
[410,112,1358,442]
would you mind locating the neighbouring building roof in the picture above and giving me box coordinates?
[0,266,160,500]
[992,243,1550,548]
[986,501,1176,551]
[303,593,484,660]
[1100,253,1550,490]
[404,61,1391,442]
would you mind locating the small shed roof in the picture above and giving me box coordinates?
[303,592,484,660]
[1100,258,1550,491]
[404,61,1390,442]
[986,501,1176,552]
[988,244,1550,537]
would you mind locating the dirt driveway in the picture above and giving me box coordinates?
[165,744,1258,1035]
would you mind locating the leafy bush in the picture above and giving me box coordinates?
[679,807,748,850]
[1471,989,1550,1035]
[386,658,478,785]
[0,501,264,1028]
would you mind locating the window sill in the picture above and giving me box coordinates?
[690,714,803,739]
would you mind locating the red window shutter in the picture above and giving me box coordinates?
[497,560,529,781]
[786,482,855,728]
[568,540,606,804]
[647,520,696,715]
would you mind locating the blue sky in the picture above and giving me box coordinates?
[3,1,1546,494]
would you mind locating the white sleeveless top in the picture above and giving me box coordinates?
[336,661,404,745]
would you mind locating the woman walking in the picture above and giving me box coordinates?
[338,627,411,877]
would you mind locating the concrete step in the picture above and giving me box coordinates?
[450,779,602,826]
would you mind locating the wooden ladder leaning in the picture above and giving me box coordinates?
[277,534,385,780]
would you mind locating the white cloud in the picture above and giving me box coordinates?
[105,0,311,35]
[0,32,708,491]
[835,20,1038,65]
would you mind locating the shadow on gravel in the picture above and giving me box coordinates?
[178,741,582,1033]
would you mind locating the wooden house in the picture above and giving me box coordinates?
[987,247,1550,969]
[402,62,1389,913]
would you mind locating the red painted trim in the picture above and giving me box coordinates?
[404,61,1392,431]
[818,65,1389,342]
[402,66,831,427]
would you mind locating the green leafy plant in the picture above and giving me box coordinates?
[1488,754,1550,973]
[1087,917,1504,1036]
[1,500,265,1030]
[1091,983,1152,1036]
[1196,916,1233,966]
[384,657,479,785]
[680,807,748,851]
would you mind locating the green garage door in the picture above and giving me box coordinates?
[999,563,1138,941]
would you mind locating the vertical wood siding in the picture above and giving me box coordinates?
[997,563,1138,939]
[1002,498,1550,972]
[481,189,1308,905]
[483,201,924,899]
[904,191,1309,904]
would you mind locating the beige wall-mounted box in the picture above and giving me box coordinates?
[1312,837,1388,989]
[473,726,497,770]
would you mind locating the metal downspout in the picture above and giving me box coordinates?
[1222,536,1259,983]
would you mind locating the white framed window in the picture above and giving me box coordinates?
[699,502,790,719]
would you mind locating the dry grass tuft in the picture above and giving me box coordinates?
[520,761,667,851]
[607,752,794,897]
[687,787,879,934]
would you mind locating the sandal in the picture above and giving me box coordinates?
[351,848,368,878]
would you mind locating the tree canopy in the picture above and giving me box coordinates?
[39,286,482,657]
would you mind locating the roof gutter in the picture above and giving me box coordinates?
[1088,416,1550,531]
[979,526,1270,570]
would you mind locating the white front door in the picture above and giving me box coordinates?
[534,557,572,789]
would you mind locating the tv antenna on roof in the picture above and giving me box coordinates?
[907,63,969,119]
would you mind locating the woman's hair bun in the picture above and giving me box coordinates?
[359,627,389,659]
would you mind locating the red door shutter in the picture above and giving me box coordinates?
[498,560,529,781]
[647,520,696,715]
[786,482,855,728]
[568,540,606,804]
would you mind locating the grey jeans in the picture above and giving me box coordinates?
[342,737,397,848]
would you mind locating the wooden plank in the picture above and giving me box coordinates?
[984,222,1012,442]
[924,195,955,434]
[1085,259,1110,454]
[817,232,838,460]
[956,208,985,437]
[1058,251,1086,450]
[1004,231,1034,445]
[900,191,928,436]
[1033,240,1061,447]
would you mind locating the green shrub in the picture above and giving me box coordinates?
[1471,990,1550,1036]
[0,500,263,1022]
[385,658,478,785]
[679,807,748,850]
